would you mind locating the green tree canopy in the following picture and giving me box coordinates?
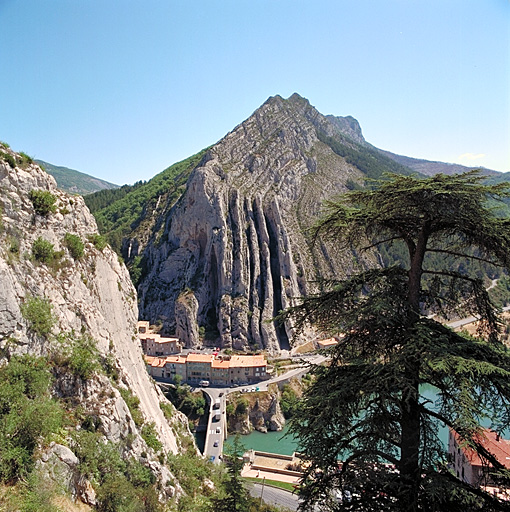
[280,171,510,511]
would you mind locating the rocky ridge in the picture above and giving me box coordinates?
[137,93,368,353]
[0,148,193,502]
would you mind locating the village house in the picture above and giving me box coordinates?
[448,427,510,500]
[211,358,231,386]
[137,320,150,334]
[144,353,268,386]
[139,332,181,356]
[137,321,182,356]
[138,321,268,386]
[228,354,267,384]
[316,337,339,350]
[186,353,215,384]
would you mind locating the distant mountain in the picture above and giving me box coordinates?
[324,114,500,177]
[377,150,499,177]
[35,159,119,195]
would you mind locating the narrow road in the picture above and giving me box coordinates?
[248,482,299,511]
[202,388,226,463]
[446,305,510,329]
[196,354,326,456]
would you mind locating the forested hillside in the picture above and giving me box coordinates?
[84,148,208,257]
[36,159,118,195]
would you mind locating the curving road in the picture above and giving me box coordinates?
[199,354,326,460]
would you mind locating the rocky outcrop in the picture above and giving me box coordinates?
[138,94,364,353]
[37,443,81,499]
[175,289,200,349]
[0,149,193,500]
[227,388,285,434]
[249,394,285,433]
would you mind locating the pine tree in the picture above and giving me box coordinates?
[208,435,251,512]
[280,171,510,511]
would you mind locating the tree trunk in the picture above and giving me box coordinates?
[399,229,428,511]
[399,372,421,512]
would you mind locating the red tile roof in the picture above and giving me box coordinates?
[187,353,215,363]
[211,359,231,369]
[164,356,187,365]
[229,355,266,368]
[452,428,510,469]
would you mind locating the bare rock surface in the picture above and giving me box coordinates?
[138,94,362,353]
[0,149,193,500]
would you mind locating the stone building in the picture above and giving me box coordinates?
[145,353,268,386]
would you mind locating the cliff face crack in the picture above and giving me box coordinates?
[251,198,267,313]
[263,205,290,351]
[206,247,219,332]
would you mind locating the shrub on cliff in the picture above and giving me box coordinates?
[53,332,100,381]
[20,295,55,337]
[28,190,57,216]
[0,355,64,482]
[32,237,55,264]
[63,232,84,260]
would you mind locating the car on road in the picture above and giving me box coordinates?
[216,427,221,434]
[213,441,219,447]
[209,455,215,462]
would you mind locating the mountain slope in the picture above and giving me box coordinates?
[0,145,193,505]
[325,112,500,177]
[377,150,499,177]
[36,159,119,195]
[133,94,395,352]
[84,149,208,261]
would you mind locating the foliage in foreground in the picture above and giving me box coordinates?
[280,171,510,511]
[0,355,64,483]
[70,429,161,512]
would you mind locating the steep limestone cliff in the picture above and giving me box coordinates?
[138,94,366,353]
[0,147,193,501]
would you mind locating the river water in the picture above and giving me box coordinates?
[225,424,299,455]
[224,385,508,457]
[225,385,448,457]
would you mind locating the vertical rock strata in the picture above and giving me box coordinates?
[139,94,363,352]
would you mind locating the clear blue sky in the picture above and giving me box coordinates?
[1,0,509,184]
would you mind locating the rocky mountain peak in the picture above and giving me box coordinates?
[326,114,366,145]
[137,94,365,353]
